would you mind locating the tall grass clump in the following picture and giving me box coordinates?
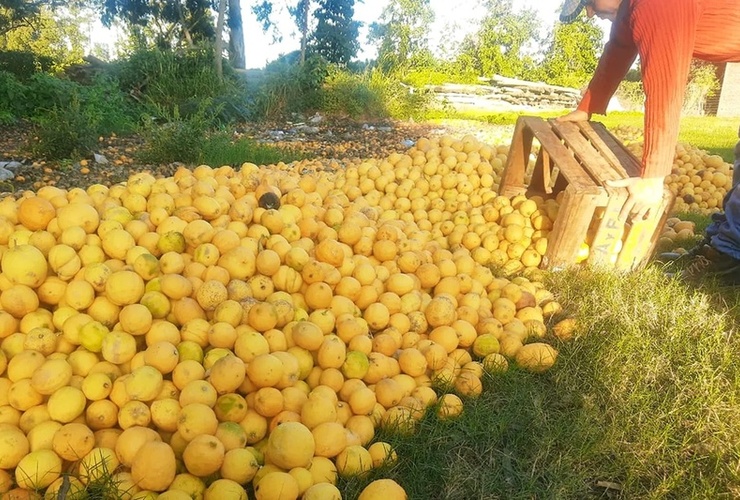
[320,67,385,119]
[137,102,217,165]
[115,45,248,123]
[249,55,328,120]
[367,69,435,121]
[198,132,307,167]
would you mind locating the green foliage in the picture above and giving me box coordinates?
[369,0,434,74]
[0,50,53,79]
[402,67,479,87]
[30,93,102,159]
[137,102,219,164]
[319,67,385,118]
[199,132,307,167]
[683,61,720,116]
[538,20,603,88]
[99,0,215,48]
[0,0,42,37]
[456,0,541,80]
[615,80,645,111]
[114,46,248,123]
[309,0,360,66]
[24,73,136,159]
[0,5,87,72]
[366,68,435,120]
[250,55,328,119]
[0,69,25,123]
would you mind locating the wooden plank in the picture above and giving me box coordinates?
[586,122,642,178]
[522,118,601,194]
[542,150,552,194]
[630,188,677,269]
[587,187,628,267]
[544,185,601,270]
[501,118,534,193]
[616,217,656,271]
[550,120,622,185]
[614,189,674,270]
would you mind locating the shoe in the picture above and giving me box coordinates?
[673,247,740,284]
[656,239,711,265]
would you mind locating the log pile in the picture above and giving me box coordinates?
[427,75,583,112]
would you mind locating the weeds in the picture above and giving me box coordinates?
[198,132,306,167]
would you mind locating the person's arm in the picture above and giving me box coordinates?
[577,6,638,117]
[558,5,637,123]
[632,0,700,179]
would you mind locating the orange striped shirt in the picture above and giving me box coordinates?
[577,0,740,178]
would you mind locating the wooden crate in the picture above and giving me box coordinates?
[500,116,675,271]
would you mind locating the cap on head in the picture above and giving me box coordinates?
[560,0,589,23]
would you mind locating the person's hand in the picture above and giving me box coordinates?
[605,176,665,221]
[556,110,590,123]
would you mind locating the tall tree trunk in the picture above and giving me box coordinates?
[214,0,227,79]
[299,0,309,66]
[227,0,246,69]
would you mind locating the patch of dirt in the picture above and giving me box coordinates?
[0,118,516,195]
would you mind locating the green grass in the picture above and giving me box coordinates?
[198,133,307,167]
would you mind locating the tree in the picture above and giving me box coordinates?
[214,0,227,78]
[455,0,541,79]
[95,0,215,48]
[539,19,603,88]
[0,3,88,71]
[227,0,245,69]
[368,0,434,74]
[309,0,360,66]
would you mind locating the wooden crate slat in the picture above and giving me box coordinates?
[550,120,622,185]
[583,122,642,178]
[501,118,535,194]
[544,186,601,269]
[587,188,628,267]
[615,188,676,270]
[522,118,601,193]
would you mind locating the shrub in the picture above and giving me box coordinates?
[0,71,28,124]
[367,69,435,121]
[319,68,385,118]
[26,75,137,159]
[250,56,328,119]
[115,45,248,124]
[0,50,54,80]
[30,94,100,159]
[137,102,219,164]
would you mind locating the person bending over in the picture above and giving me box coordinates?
[558,0,740,283]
